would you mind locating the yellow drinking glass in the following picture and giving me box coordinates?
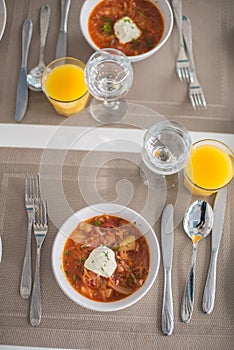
[42,57,89,117]
[184,139,234,196]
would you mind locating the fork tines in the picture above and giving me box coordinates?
[176,49,193,83]
[182,15,207,110]
[189,84,207,111]
[25,173,41,202]
[34,198,48,232]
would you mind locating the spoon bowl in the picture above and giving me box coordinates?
[181,200,213,323]
[183,200,213,243]
[27,65,46,92]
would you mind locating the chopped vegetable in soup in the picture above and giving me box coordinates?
[62,214,150,302]
[88,0,165,56]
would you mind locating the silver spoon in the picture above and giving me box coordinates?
[27,4,51,91]
[181,200,213,323]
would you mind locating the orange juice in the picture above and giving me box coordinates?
[185,140,233,196]
[42,58,89,117]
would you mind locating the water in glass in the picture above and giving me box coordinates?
[141,121,192,176]
[86,49,133,101]
[85,48,133,123]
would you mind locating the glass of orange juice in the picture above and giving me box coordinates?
[42,57,89,117]
[184,139,233,196]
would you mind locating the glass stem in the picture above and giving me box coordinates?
[103,100,120,111]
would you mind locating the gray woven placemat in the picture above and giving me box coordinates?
[0,0,234,133]
[0,147,233,349]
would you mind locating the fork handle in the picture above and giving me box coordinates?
[20,217,33,299]
[30,247,42,326]
[182,16,196,73]
[171,0,184,48]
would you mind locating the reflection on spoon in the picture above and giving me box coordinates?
[181,200,214,323]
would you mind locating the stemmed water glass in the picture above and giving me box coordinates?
[85,48,134,123]
[140,120,192,188]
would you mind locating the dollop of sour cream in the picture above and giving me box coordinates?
[84,246,117,278]
[114,17,141,44]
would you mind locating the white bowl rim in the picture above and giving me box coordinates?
[51,203,160,312]
[80,0,174,62]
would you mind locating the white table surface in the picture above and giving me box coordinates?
[0,123,233,151]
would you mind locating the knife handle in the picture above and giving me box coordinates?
[60,0,71,32]
[202,250,218,314]
[22,19,33,68]
[162,268,174,335]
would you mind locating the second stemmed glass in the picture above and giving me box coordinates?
[140,120,192,188]
[85,48,133,123]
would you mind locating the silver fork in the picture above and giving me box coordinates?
[20,173,40,299]
[171,0,193,82]
[30,198,48,327]
[182,16,207,110]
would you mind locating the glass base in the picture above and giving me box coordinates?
[139,161,179,190]
[90,100,128,124]
[139,162,166,190]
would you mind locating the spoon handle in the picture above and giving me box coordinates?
[39,4,51,66]
[202,250,218,314]
[181,246,197,323]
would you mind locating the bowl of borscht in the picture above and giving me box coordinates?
[52,203,160,311]
[80,0,173,62]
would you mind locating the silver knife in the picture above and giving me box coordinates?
[161,204,174,336]
[202,187,227,314]
[55,0,71,58]
[15,19,33,122]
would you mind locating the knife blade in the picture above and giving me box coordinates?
[15,19,33,122]
[55,0,71,58]
[161,204,174,336]
[202,187,227,314]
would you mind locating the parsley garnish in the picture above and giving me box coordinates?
[127,276,134,284]
[102,21,112,34]
[72,275,77,282]
[64,249,70,257]
[144,37,154,48]
[80,256,87,263]
[92,218,101,226]
[103,251,110,260]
